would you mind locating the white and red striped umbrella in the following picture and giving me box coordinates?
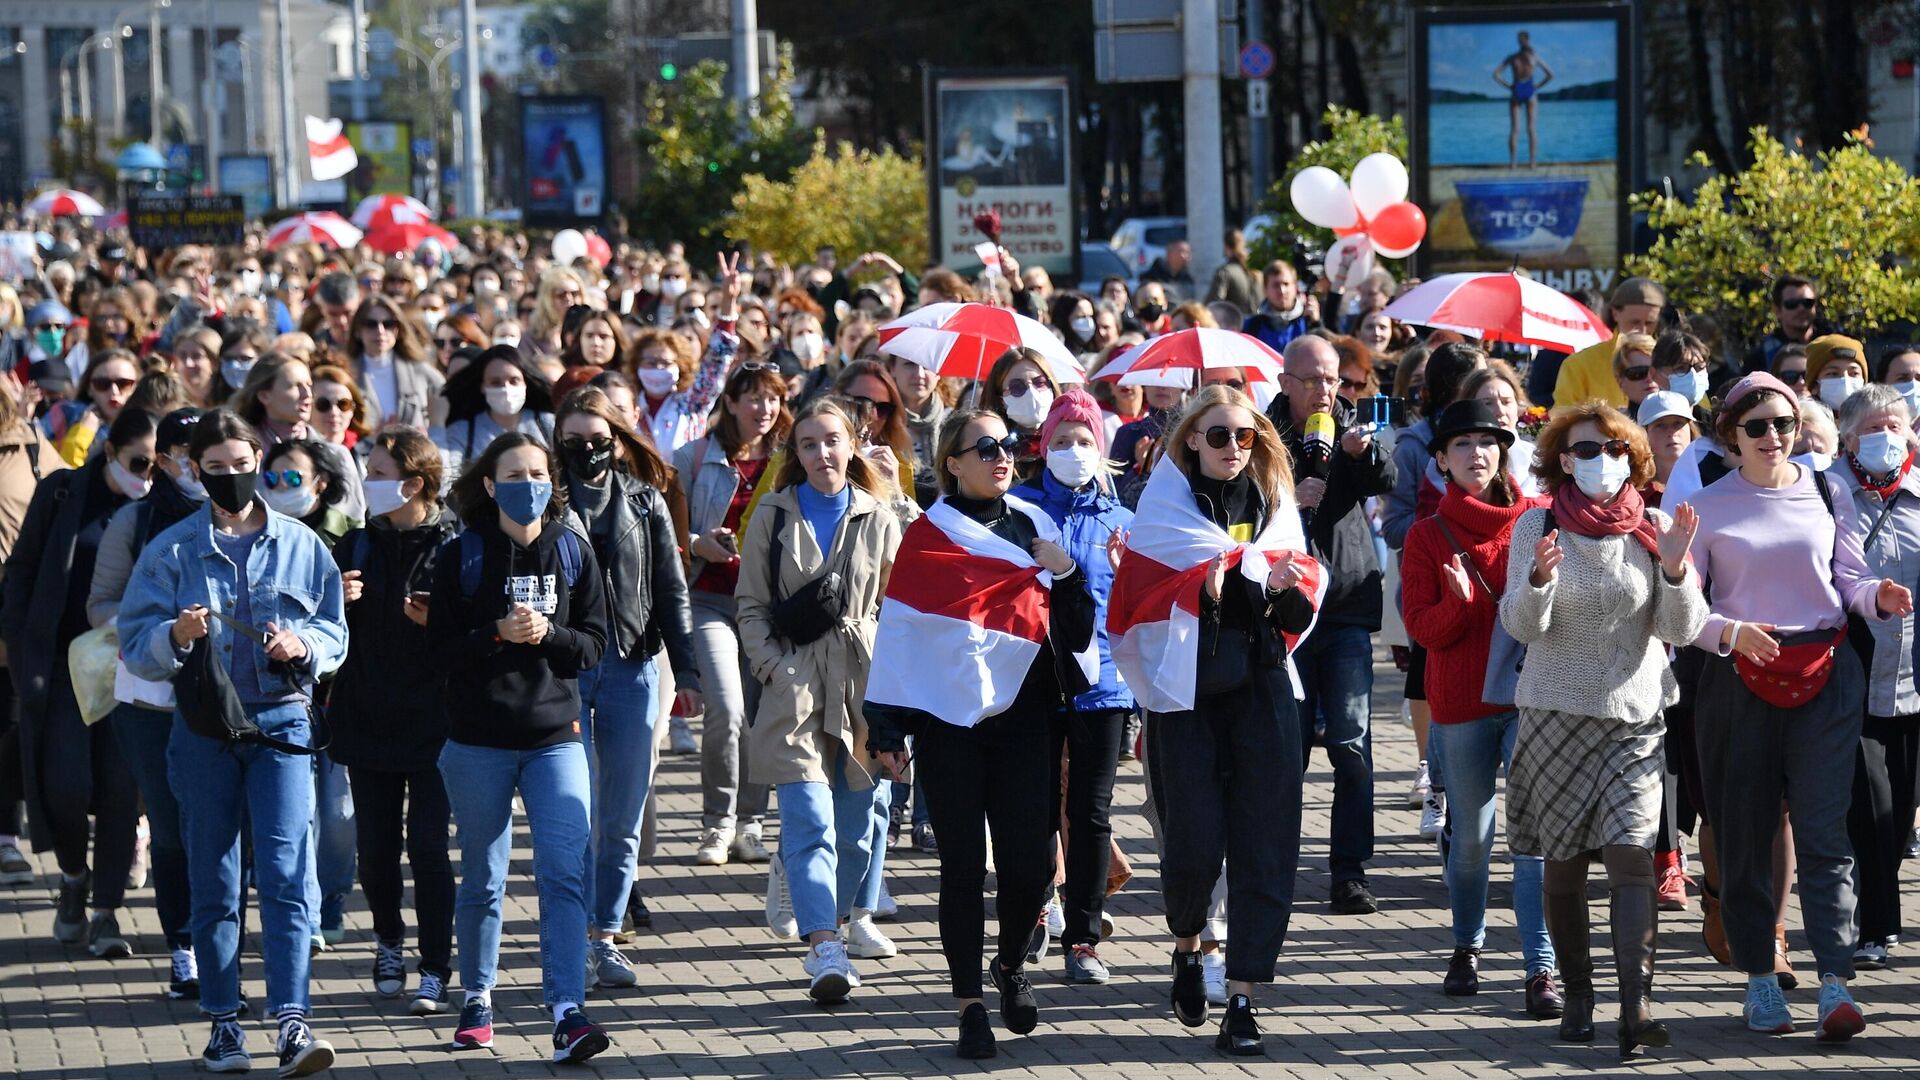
[28,189,107,218]
[363,220,458,255]
[264,212,363,251]
[350,193,433,230]
[1382,271,1610,353]
[877,302,1085,383]
[1095,327,1284,388]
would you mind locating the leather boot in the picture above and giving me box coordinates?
[1773,923,1799,990]
[1543,885,1594,1042]
[1700,885,1731,966]
[1612,884,1672,1056]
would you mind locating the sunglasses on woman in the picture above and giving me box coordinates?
[91,376,136,394]
[121,455,153,476]
[1739,414,1798,439]
[1204,426,1258,450]
[1620,365,1652,381]
[313,396,354,414]
[961,434,1023,462]
[849,395,896,422]
[262,469,305,489]
[1567,439,1631,461]
[561,436,613,454]
[361,318,397,331]
[1003,375,1053,399]
[1777,369,1807,385]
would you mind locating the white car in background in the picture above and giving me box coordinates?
[1108,217,1186,275]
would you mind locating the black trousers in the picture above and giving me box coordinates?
[1147,665,1303,983]
[1049,707,1127,948]
[0,668,21,836]
[348,764,455,979]
[917,693,1058,999]
[1849,712,1919,944]
[41,679,139,908]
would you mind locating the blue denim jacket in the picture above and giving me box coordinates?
[118,503,349,696]
[1016,471,1135,711]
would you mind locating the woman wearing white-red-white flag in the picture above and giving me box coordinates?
[865,408,1095,1062]
[1107,384,1327,1057]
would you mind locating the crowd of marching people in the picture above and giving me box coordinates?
[0,208,1917,1073]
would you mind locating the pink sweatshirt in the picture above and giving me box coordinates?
[1686,464,1883,653]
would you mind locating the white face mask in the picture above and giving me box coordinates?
[641,272,661,293]
[689,308,711,330]
[1893,381,1920,417]
[492,332,520,348]
[421,309,445,331]
[1666,368,1707,405]
[790,333,824,363]
[484,383,526,416]
[109,459,152,500]
[364,479,413,517]
[1069,316,1096,340]
[637,367,679,397]
[1819,374,1864,409]
[1571,451,1634,500]
[1004,387,1054,429]
[1855,429,1911,476]
[1046,444,1101,489]
[659,277,688,299]
[172,455,207,501]
[237,269,263,296]
[262,483,319,518]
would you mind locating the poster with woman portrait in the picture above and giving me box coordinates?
[926,70,1078,281]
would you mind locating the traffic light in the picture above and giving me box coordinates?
[659,62,677,81]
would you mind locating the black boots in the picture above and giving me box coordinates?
[1543,882,1595,1042]
[1170,949,1208,1028]
[1215,993,1264,1056]
[1612,884,1671,1057]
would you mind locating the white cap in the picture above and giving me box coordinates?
[1637,390,1696,428]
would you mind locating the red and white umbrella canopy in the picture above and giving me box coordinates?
[1095,328,1285,388]
[877,302,1085,383]
[1383,272,1610,353]
[363,220,459,256]
[265,212,363,251]
[28,189,107,218]
[350,193,433,230]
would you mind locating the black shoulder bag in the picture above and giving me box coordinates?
[764,505,852,646]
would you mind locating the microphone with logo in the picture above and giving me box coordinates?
[1299,411,1335,525]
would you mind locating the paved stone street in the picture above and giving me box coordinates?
[3,651,1918,1078]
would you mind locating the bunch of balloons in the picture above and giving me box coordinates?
[1289,152,1428,288]
[551,228,613,268]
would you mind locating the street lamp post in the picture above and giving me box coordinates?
[394,27,489,215]
[61,31,119,162]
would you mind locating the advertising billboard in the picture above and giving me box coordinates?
[926,71,1077,281]
[520,96,608,225]
[218,155,274,219]
[344,120,415,203]
[1411,4,1633,294]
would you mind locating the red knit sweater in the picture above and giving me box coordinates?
[1401,485,1548,724]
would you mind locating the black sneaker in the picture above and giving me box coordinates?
[626,883,653,929]
[956,1001,996,1059]
[87,909,132,958]
[1119,715,1143,761]
[989,958,1038,1035]
[1329,878,1379,915]
[913,822,939,855]
[372,941,405,997]
[1215,993,1265,1056]
[0,841,32,885]
[1171,949,1208,1028]
[551,1007,610,1064]
[1908,828,1920,860]
[1444,947,1481,996]
[275,1019,335,1077]
[53,872,89,944]
[169,947,201,999]
[202,1018,249,1073]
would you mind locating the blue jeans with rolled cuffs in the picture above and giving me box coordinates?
[777,747,886,938]
[578,651,661,935]
[1430,709,1554,976]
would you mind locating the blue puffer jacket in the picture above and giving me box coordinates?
[1016,470,1135,711]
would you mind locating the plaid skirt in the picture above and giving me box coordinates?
[1506,707,1663,861]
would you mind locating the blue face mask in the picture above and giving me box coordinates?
[492,479,552,526]
[1666,368,1707,405]
[1891,380,1920,417]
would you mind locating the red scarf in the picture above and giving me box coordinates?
[1435,485,1546,599]
[1848,448,1915,500]
[1552,480,1662,561]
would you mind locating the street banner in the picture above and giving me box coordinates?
[926,70,1078,282]
[128,195,246,248]
[520,96,608,225]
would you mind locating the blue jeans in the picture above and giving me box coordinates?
[890,764,931,828]
[776,752,885,938]
[1295,623,1375,883]
[439,739,591,1007]
[1431,711,1554,976]
[168,704,315,1016]
[307,750,356,935]
[579,651,660,934]
[109,703,192,950]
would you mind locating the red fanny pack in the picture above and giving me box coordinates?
[1733,628,1845,709]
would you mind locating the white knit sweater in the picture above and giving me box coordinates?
[1499,506,1709,725]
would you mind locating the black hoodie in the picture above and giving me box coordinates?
[428,516,609,750]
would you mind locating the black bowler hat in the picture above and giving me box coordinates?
[1427,399,1516,454]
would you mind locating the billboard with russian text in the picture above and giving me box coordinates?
[927,71,1077,281]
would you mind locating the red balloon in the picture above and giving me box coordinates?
[1369,202,1427,251]
[1333,220,1369,238]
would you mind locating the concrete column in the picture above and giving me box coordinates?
[93,25,115,155]
[1182,0,1225,290]
[20,26,50,185]
[167,25,196,134]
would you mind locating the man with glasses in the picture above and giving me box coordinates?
[1549,277,1666,413]
[1263,335,1396,916]
[1745,274,1837,376]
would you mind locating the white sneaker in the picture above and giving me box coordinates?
[766,857,797,940]
[845,910,897,959]
[873,879,899,920]
[1100,911,1116,941]
[1407,759,1432,809]
[1201,949,1228,1006]
[1044,895,1066,937]
[667,716,697,755]
[803,939,853,1004]
[731,828,770,864]
[694,828,731,866]
[1419,789,1446,841]
[128,817,150,891]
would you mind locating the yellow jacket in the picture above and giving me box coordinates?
[1550,339,1627,413]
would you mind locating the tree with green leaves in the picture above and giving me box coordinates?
[725,137,927,268]
[1249,107,1407,270]
[1626,126,1920,347]
[632,57,809,257]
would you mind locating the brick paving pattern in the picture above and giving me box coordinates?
[3,650,1917,1077]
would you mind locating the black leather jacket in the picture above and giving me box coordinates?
[583,471,700,687]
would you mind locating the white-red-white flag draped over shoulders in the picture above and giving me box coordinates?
[1107,463,1327,714]
[866,494,1098,728]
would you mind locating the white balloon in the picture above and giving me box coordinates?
[1371,238,1421,260]
[1325,233,1375,292]
[1349,153,1411,221]
[1289,166,1359,230]
[551,228,587,265]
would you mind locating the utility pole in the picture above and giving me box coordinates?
[1246,0,1268,202]
[276,0,297,206]
[350,0,368,120]
[203,0,220,193]
[730,0,759,110]
[460,0,484,217]
[1182,0,1224,288]
[149,3,164,143]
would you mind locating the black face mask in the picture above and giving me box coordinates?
[1137,302,1164,323]
[201,469,257,515]
[562,442,615,482]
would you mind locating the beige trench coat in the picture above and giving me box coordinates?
[737,484,901,790]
